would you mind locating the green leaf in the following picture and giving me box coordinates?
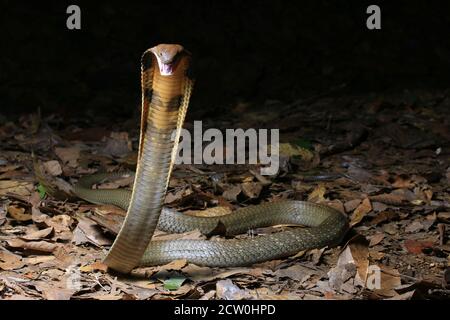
[37,184,46,199]
[163,276,186,291]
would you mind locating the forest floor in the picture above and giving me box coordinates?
[0,88,449,300]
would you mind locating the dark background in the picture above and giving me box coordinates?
[0,0,449,118]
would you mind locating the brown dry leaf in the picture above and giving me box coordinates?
[6,238,59,253]
[42,160,62,176]
[241,182,263,199]
[102,132,132,157]
[216,279,251,300]
[55,146,80,168]
[368,233,385,247]
[369,250,385,261]
[181,264,213,280]
[405,220,425,233]
[72,216,112,247]
[199,290,216,300]
[374,265,402,297]
[21,227,54,241]
[328,235,369,292]
[274,264,318,283]
[87,204,127,235]
[370,211,399,226]
[23,256,56,265]
[403,239,434,254]
[0,249,25,270]
[187,267,262,283]
[392,175,415,189]
[328,247,357,292]
[344,199,361,213]
[80,261,108,273]
[325,199,345,214]
[222,185,242,202]
[7,204,32,222]
[369,193,407,206]
[44,215,72,233]
[371,201,388,212]
[437,212,450,223]
[165,188,189,204]
[348,235,370,284]
[0,180,34,197]
[308,184,327,203]
[158,259,188,272]
[34,281,76,300]
[306,247,326,265]
[350,198,372,227]
[0,164,21,174]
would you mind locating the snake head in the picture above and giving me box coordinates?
[150,44,188,76]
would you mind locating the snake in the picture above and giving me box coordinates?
[72,44,349,273]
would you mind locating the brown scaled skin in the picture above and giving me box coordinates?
[150,44,186,76]
[102,43,194,273]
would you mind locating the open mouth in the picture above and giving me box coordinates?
[159,63,174,76]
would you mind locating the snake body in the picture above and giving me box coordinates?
[74,44,349,273]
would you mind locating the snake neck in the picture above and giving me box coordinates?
[103,47,193,273]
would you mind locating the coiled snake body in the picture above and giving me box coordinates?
[74,44,349,273]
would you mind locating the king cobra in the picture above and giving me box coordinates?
[73,44,349,273]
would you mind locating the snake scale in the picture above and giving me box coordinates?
[73,44,349,273]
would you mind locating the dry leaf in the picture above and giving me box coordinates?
[72,216,112,247]
[34,281,76,300]
[350,198,372,226]
[159,259,188,272]
[216,279,251,300]
[308,184,327,203]
[21,227,54,241]
[42,160,62,176]
[344,199,361,213]
[222,185,242,202]
[405,220,426,233]
[403,239,434,254]
[7,238,58,253]
[241,182,263,199]
[369,193,407,206]
[7,205,32,222]
[55,146,80,168]
[368,233,385,247]
[274,264,317,282]
[374,265,402,297]
[328,235,369,292]
[23,256,56,265]
[0,249,25,270]
[0,180,34,197]
[102,132,132,157]
[370,211,398,226]
[80,261,108,273]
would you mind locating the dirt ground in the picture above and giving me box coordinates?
[0,88,449,300]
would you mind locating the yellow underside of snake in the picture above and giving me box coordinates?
[73,44,349,274]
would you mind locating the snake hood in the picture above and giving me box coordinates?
[150,43,187,76]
